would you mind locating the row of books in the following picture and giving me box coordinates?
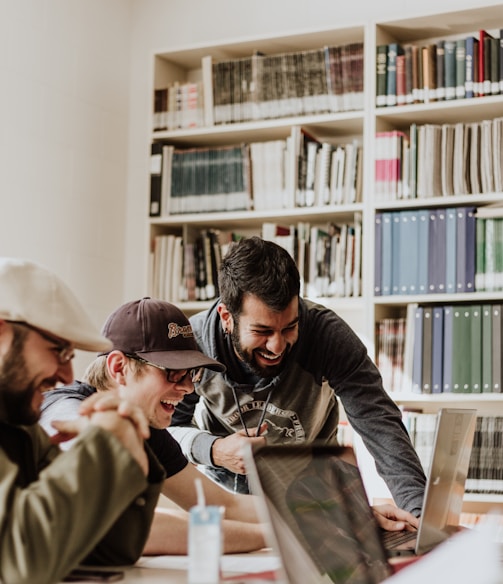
[153,81,204,132]
[261,220,362,299]
[149,221,362,304]
[149,142,252,216]
[377,302,503,396]
[402,412,503,495]
[153,42,364,131]
[375,206,477,297]
[149,130,363,216]
[150,230,240,304]
[377,28,503,107]
[374,117,503,201]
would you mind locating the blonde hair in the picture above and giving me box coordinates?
[83,354,145,391]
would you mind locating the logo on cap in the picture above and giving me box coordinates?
[168,322,194,339]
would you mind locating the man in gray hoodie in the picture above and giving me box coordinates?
[169,236,426,518]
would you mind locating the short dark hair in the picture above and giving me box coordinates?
[218,236,300,316]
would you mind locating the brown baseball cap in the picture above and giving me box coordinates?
[100,297,225,372]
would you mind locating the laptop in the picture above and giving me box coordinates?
[383,407,477,556]
[244,408,477,583]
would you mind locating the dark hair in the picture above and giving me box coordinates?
[218,236,300,316]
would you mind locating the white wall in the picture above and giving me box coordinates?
[1,0,501,377]
[0,0,133,374]
[125,0,503,301]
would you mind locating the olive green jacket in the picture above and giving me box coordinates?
[0,417,165,584]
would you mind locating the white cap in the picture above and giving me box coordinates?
[0,257,112,352]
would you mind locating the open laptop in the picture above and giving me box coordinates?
[383,407,477,556]
[244,408,477,583]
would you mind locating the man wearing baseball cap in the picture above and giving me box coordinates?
[40,297,267,555]
[0,258,165,584]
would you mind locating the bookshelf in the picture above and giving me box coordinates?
[146,5,503,512]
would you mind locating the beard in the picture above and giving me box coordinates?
[230,320,289,379]
[0,327,40,425]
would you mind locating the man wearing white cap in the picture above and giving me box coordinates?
[41,297,267,554]
[0,258,165,584]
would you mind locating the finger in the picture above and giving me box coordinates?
[51,418,87,444]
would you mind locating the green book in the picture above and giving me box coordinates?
[455,38,466,98]
[475,217,486,291]
[451,305,472,392]
[470,304,482,393]
[376,44,388,107]
[493,305,503,393]
[482,304,493,393]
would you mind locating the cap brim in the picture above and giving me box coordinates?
[137,350,226,372]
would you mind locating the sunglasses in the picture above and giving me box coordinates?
[125,354,203,383]
[9,321,75,364]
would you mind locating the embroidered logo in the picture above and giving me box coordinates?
[167,322,194,339]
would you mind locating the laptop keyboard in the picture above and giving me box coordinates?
[382,529,417,548]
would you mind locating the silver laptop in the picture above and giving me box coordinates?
[384,407,477,556]
[244,408,476,582]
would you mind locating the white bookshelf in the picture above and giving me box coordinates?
[147,4,503,512]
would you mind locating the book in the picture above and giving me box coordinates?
[427,209,447,294]
[478,30,493,97]
[421,306,433,394]
[451,305,472,393]
[493,304,503,392]
[386,43,404,106]
[442,305,454,393]
[444,40,456,100]
[431,306,444,394]
[445,207,458,294]
[380,212,393,296]
[376,44,388,107]
[455,39,466,98]
[404,44,414,104]
[470,304,483,393]
[435,39,445,100]
[411,305,424,393]
[391,213,401,295]
[374,213,382,296]
[201,55,215,127]
[465,36,479,99]
[482,304,493,393]
[403,302,419,392]
[456,206,477,293]
[397,210,419,294]
[440,123,455,196]
[396,54,406,105]
[422,44,437,103]
[149,142,163,217]
[417,209,430,294]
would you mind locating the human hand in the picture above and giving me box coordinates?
[50,393,150,476]
[372,504,419,532]
[78,390,150,440]
[211,425,267,474]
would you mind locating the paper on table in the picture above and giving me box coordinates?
[136,553,281,575]
[384,521,501,584]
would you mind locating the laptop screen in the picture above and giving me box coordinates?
[246,444,392,584]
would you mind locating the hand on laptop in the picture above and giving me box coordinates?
[372,504,419,532]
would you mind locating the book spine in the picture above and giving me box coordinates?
[149,142,163,217]
[455,39,466,98]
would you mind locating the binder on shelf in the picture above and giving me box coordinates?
[431,306,444,394]
[481,304,493,393]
